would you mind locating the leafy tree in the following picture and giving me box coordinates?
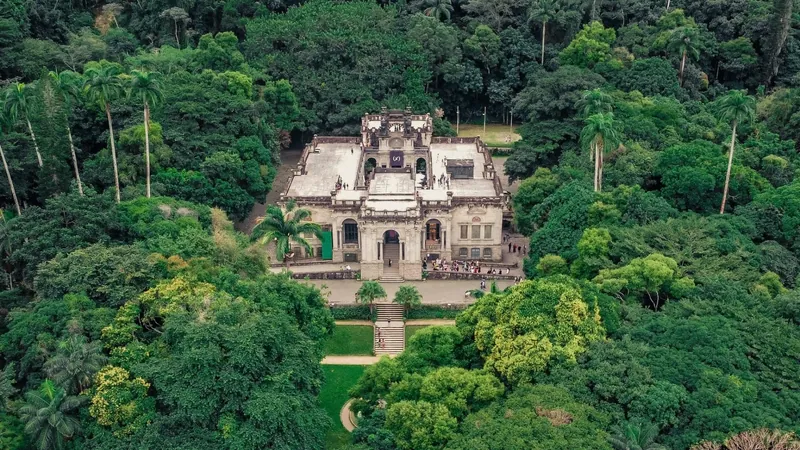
[127,70,163,198]
[457,277,605,384]
[447,385,613,450]
[464,25,501,77]
[43,335,107,394]
[594,253,695,309]
[159,8,191,48]
[83,61,125,203]
[356,280,387,315]
[393,285,422,314]
[717,90,755,214]
[536,254,569,276]
[19,380,85,450]
[761,0,794,85]
[581,112,620,192]
[3,82,43,167]
[88,366,155,438]
[384,400,457,450]
[559,21,617,69]
[250,200,322,269]
[692,429,800,450]
[571,227,613,279]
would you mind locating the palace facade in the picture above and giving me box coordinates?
[280,108,508,281]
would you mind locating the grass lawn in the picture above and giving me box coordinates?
[320,365,366,449]
[406,325,429,344]
[458,123,521,148]
[324,325,374,356]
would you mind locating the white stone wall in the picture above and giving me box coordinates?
[448,204,503,262]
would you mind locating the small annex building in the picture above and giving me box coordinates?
[280,108,508,281]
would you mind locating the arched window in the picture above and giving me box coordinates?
[343,219,358,244]
[425,219,441,242]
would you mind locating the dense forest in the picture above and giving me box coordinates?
[1,0,800,449]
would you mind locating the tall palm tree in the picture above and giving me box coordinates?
[84,63,125,203]
[19,380,85,450]
[667,26,701,86]
[717,90,755,215]
[424,0,454,21]
[251,200,323,270]
[580,112,620,192]
[393,284,422,315]
[610,422,667,450]
[0,111,21,215]
[576,88,614,118]
[128,70,163,198]
[528,0,557,64]
[49,70,85,196]
[43,336,107,395]
[357,280,387,316]
[4,83,43,167]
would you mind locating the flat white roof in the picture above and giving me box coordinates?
[366,119,427,130]
[287,144,360,197]
[369,173,415,195]
[429,143,497,197]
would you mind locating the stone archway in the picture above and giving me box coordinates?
[416,157,427,174]
[383,229,400,244]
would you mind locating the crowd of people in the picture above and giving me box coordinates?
[424,257,511,275]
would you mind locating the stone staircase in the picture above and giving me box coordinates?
[380,244,403,282]
[374,303,405,355]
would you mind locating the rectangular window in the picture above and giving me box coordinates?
[343,222,358,244]
[459,247,468,257]
[472,225,481,239]
[483,248,492,259]
[484,225,492,239]
[460,225,468,239]
[471,248,480,258]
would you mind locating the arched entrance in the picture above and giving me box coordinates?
[382,230,401,274]
[416,158,427,174]
[365,158,377,177]
[383,230,400,244]
[425,219,441,251]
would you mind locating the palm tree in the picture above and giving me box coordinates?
[19,380,85,450]
[610,422,667,450]
[393,285,422,316]
[580,112,620,192]
[424,0,454,21]
[49,70,85,196]
[4,82,43,167]
[667,26,701,86]
[0,112,21,215]
[576,88,614,118]
[83,62,125,203]
[128,70,163,198]
[717,90,756,215]
[251,200,323,270]
[356,280,387,316]
[43,336,107,395]
[528,0,557,64]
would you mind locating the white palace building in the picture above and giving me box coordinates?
[280,108,509,281]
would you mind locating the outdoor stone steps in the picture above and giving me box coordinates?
[374,327,405,355]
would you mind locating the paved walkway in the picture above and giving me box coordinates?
[321,355,385,365]
[406,319,456,326]
[306,279,517,305]
[335,320,373,326]
[340,400,357,432]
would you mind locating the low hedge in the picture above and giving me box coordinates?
[330,305,372,321]
[407,304,468,320]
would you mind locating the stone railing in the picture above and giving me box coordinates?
[431,137,479,144]
[424,271,517,281]
[291,271,359,280]
[315,136,361,144]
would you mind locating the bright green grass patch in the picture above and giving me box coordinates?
[458,123,521,148]
[406,325,430,344]
[321,365,366,449]
[324,325,374,356]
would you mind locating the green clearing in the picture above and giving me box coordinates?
[321,365,367,449]
[324,325,374,355]
[457,123,521,148]
[406,325,430,343]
